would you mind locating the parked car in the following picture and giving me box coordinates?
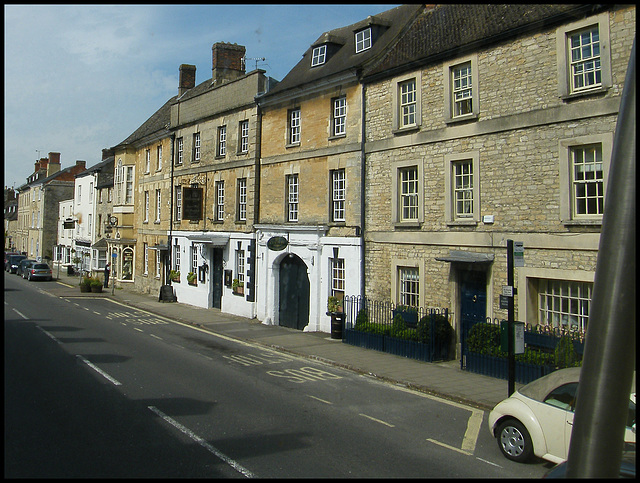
[6,254,26,273]
[4,251,21,267]
[488,367,636,464]
[25,262,53,281]
[16,259,36,278]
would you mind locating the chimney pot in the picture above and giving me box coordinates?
[211,42,246,85]
[179,64,196,96]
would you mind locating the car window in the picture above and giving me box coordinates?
[543,382,578,412]
[33,264,49,269]
[627,396,635,429]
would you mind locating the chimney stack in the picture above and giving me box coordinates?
[211,42,246,85]
[179,64,196,96]
[46,152,61,177]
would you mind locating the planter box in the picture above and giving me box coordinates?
[80,284,91,292]
[91,285,103,293]
[384,336,431,362]
[464,352,555,384]
[343,328,384,351]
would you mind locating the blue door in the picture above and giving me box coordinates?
[460,270,487,356]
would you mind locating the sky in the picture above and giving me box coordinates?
[4,4,399,191]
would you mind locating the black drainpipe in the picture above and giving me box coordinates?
[168,133,175,285]
[360,83,366,298]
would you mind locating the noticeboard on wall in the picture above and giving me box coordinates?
[183,187,203,221]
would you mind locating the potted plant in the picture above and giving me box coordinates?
[169,270,180,282]
[90,277,103,293]
[232,278,244,295]
[327,295,345,340]
[187,271,197,286]
[80,275,92,292]
[327,295,343,314]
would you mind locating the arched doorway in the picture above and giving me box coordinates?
[278,254,310,330]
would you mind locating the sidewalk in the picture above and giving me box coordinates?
[49,268,519,411]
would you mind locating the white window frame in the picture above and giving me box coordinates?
[311,45,327,67]
[239,120,249,153]
[176,137,183,165]
[443,54,479,123]
[558,133,612,225]
[236,248,245,286]
[444,152,480,224]
[144,191,149,222]
[89,182,93,203]
[288,109,301,145]
[538,279,592,332]
[286,173,299,222]
[556,13,611,99]
[144,243,149,275]
[124,166,134,204]
[332,97,346,137]
[399,79,417,128]
[330,257,345,299]
[175,186,182,221]
[391,259,422,308]
[392,73,421,132]
[355,27,371,53]
[215,180,224,222]
[237,178,247,222]
[155,249,161,278]
[452,160,474,219]
[331,169,346,222]
[145,149,150,173]
[193,132,201,161]
[173,240,180,272]
[191,245,197,274]
[391,160,423,226]
[218,126,226,157]
[157,145,163,171]
[155,189,161,222]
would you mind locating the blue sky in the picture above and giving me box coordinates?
[3,4,399,190]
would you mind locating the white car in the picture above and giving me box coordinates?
[488,367,636,464]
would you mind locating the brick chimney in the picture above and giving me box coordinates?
[47,152,61,177]
[178,64,196,96]
[211,42,245,85]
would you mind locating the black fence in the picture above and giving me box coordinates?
[342,295,452,363]
[461,314,585,384]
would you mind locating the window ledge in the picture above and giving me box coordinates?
[563,219,602,226]
[561,86,609,102]
[446,220,478,227]
[392,126,419,136]
[285,142,301,149]
[328,134,346,141]
[393,221,421,229]
[445,113,478,125]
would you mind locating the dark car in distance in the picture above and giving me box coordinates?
[16,259,37,278]
[6,254,26,273]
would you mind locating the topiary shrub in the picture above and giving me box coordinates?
[467,323,501,355]
[554,335,581,368]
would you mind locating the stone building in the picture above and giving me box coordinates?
[167,43,274,318]
[4,188,18,251]
[359,4,635,356]
[110,96,175,294]
[254,4,422,332]
[15,153,87,261]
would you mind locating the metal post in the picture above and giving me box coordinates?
[506,239,515,396]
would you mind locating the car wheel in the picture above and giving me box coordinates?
[496,419,533,462]
[27,273,32,281]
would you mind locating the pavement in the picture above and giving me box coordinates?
[45,267,522,411]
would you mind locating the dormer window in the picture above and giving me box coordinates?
[355,27,372,53]
[311,45,327,67]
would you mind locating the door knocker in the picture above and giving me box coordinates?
[472,295,478,302]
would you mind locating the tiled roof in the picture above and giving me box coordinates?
[261,4,423,99]
[363,4,605,79]
[117,95,176,147]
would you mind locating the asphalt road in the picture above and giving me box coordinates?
[4,274,551,477]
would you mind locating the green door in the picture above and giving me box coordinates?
[278,254,310,330]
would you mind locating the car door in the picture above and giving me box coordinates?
[538,382,578,461]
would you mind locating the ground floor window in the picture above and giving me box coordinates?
[538,279,592,332]
[331,257,345,300]
[398,266,419,307]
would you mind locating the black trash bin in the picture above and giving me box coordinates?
[329,312,345,340]
[67,265,74,275]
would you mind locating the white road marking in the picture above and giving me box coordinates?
[476,457,502,467]
[150,334,163,340]
[134,328,144,332]
[461,409,484,453]
[12,308,28,319]
[36,326,62,344]
[427,438,472,455]
[307,395,333,405]
[148,406,255,478]
[76,355,121,386]
[359,413,395,427]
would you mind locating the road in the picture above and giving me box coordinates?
[4,273,551,477]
